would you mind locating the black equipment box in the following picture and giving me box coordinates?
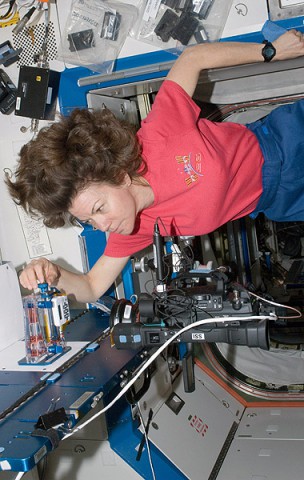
[0,69,17,114]
[15,66,60,120]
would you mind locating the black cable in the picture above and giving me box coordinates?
[136,408,153,461]
[0,0,15,19]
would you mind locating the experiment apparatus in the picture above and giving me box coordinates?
[21,283,71,364]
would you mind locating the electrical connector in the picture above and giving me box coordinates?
[12,5,36,35]
[35,407,68,430]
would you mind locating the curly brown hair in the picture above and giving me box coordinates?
[6,108,146,228]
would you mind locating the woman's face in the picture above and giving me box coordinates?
[69,178,138,235]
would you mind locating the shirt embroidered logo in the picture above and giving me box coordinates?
[176,152,204,186]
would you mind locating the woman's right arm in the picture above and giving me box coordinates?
[19,254,130,303]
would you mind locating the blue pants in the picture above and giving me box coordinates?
[247,99,304,222]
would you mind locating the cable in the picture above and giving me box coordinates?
[15,473,24,480]
[0,0,16,19]
[247,291,302,319]
[137,403,156,480]
[15,0,36,8]
[60,312,276,441]
[35,0,49,67]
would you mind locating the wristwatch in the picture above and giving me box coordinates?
[262,40,276,62]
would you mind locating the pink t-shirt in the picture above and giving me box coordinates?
[105,80,264,257]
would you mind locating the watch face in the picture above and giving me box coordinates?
[265,46,274,57]
[262,42,276,62]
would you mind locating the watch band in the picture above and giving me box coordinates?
[262,40,276,63]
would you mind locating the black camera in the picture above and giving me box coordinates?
[109,221,274,353]
[110,270,271,351]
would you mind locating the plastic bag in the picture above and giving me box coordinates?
[57,0,138,74]
[133,0,234,53]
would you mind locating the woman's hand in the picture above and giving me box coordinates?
[274,29,304,61]
[20,258,61,291]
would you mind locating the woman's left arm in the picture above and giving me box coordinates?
[166,29,304,97]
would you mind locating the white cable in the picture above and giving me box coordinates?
[61,313,275,440]
[15,0,36,8]
[0,1,12,10]
[15,473,24,480]
[248,291,302,319]
[0,0,16,20]
[89,302,112,314]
